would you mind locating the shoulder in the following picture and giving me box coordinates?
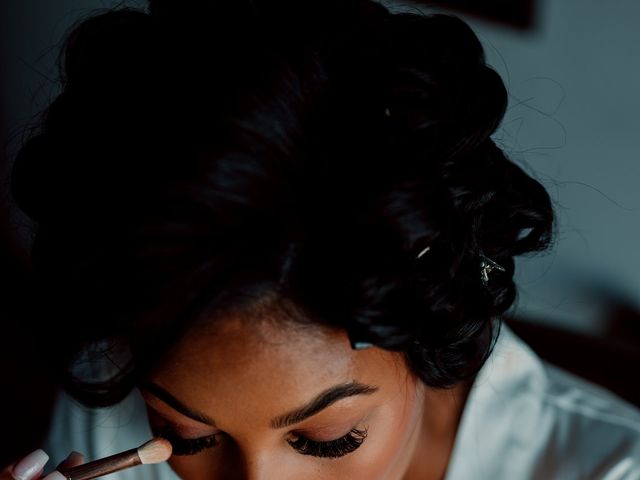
[42,388,178,480]
[445,323,640,480]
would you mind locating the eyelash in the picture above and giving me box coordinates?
[158,426,368,458]
[287,427,369,459]
[158,427,219,456]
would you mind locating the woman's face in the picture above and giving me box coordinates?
[140,314,429,480]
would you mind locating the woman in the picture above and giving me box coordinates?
[3,0,640,479]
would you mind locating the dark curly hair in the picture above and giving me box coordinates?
[10,0,554,407]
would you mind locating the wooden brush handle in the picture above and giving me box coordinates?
[59,448,141,480]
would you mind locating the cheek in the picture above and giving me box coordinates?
[167,438,258,480]
[168,451,233,480]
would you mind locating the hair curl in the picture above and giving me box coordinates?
[11,0,554,406]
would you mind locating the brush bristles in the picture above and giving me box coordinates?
[137,437,173,464]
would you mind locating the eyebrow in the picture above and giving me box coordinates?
[140,381,216,426]
[139,380,378,430]
[270,381,379,429]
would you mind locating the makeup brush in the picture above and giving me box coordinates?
[58,437,172,480]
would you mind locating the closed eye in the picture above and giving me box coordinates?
[159,426,219,456]
[158,424,368,459]
[288,426,368,458]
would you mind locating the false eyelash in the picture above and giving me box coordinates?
[158,426,219,456]
[157,425,368,459]
[287,427,368,459]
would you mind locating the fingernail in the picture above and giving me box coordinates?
[12,449,49,480]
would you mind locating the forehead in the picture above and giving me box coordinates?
[149,315,412,427]
[172,316,358,381]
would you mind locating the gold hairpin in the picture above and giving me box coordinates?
[479,253,505,285]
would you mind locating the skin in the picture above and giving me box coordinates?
[139,311,472,480]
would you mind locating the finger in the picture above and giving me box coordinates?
[56,452,84,471]
[4,449,49,480]
[41,472,65,480]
